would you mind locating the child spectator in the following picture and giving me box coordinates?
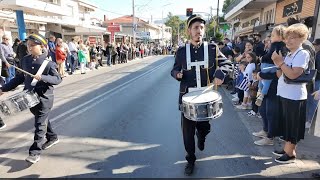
[247,69,260,117]
[256,25,287,106]
[236,52,257,109]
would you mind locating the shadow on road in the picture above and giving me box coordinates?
[0,157,32,173]
[57,145,268,178]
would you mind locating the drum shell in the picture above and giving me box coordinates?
[181,91,223,121]
[0,91,40,116]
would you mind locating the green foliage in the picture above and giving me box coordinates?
[222,0,235,15]
[206,20,216,40]
[215,31,224,42]
[165,12,187,45]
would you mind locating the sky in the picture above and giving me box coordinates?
[89,0,225,23]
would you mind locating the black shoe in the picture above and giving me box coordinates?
[42,138,59,150]
[196,132,205,151]
[184,162,194,176]
[0,119,6,130]
[312,172,320,178]
[275,153,296,164]
[26,154,40,164]
[272,150,286,157]
[197,139,205,151]
[230,91,237,95]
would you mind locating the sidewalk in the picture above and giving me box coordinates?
[222,87,320,178]
[0,56,158,100]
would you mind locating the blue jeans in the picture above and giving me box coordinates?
[50,52,56,63]
[259,63,277,95]
[307,80,320,123]
[106,54,112,66]
[5,65,15,84]
[70,52,78,73]
[259,95,281,138]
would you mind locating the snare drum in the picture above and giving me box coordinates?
[0,91,40,116]
[181,90,223,121]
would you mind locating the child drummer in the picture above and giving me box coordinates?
[0,33,62,164]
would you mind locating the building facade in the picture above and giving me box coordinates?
[105,15,172,45]
[0,0,107,44]
[225,0,319,41]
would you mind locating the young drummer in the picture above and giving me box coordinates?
[0,33,62,164]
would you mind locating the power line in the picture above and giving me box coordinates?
[95,6,164,20]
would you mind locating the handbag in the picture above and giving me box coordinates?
[283,50,317,84]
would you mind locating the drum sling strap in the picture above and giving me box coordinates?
[186,42,219,91]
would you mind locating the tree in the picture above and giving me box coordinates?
[165,12,187,45]
[206,20,216,40]
[222,0,235,15]
[215,31,224,42]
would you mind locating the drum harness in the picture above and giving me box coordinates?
[185,42,219,93]
[184,42,220,123]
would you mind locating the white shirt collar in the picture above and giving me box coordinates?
[287,46,303,58]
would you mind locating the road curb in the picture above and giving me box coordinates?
[221,86,320,178]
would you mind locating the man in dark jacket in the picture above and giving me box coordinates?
[171,14,232,176]
[253,34,266,58]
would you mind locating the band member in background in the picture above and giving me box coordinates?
[171,14,232,176]
[0,33,62,164]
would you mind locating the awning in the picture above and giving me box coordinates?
[235,26,253,36]
[253,23,274,33]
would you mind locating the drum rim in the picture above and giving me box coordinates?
[184,109,223,121]
[182,96,222,105]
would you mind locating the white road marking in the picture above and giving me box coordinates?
[0,59,170,166]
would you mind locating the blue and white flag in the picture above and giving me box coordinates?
[237,73,249,91]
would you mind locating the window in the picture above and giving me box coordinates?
[49,0,60,5]
[66,5,74,16]
[271,9,274,23]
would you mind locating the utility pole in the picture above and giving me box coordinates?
[216,0,220,32]
[132,0,135,44]
[162,10,164,46]
[210,6,213,20]
[177,26,180,46]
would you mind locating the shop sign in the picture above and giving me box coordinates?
[283,0,303,18]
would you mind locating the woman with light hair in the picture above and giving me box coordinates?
[271,23,310,163]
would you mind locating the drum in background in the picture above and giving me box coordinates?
[0,91,40,116]
[182,90,223,121]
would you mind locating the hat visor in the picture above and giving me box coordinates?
[188,16,206,27]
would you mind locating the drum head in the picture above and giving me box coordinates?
[182,90,221,104]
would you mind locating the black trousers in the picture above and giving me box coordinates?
[181,113,210,163]
[29,98,57,156]
[251,97,259,113]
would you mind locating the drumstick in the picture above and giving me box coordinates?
[202,84,214,93]
[13,66,36,78]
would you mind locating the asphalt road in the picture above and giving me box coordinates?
[0,55,274,178]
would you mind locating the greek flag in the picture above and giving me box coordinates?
[237,73,249,91]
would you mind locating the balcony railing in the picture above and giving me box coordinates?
[224,0,242,15]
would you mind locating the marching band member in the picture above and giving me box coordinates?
[0,33,62,164]
[171,14,232,176]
